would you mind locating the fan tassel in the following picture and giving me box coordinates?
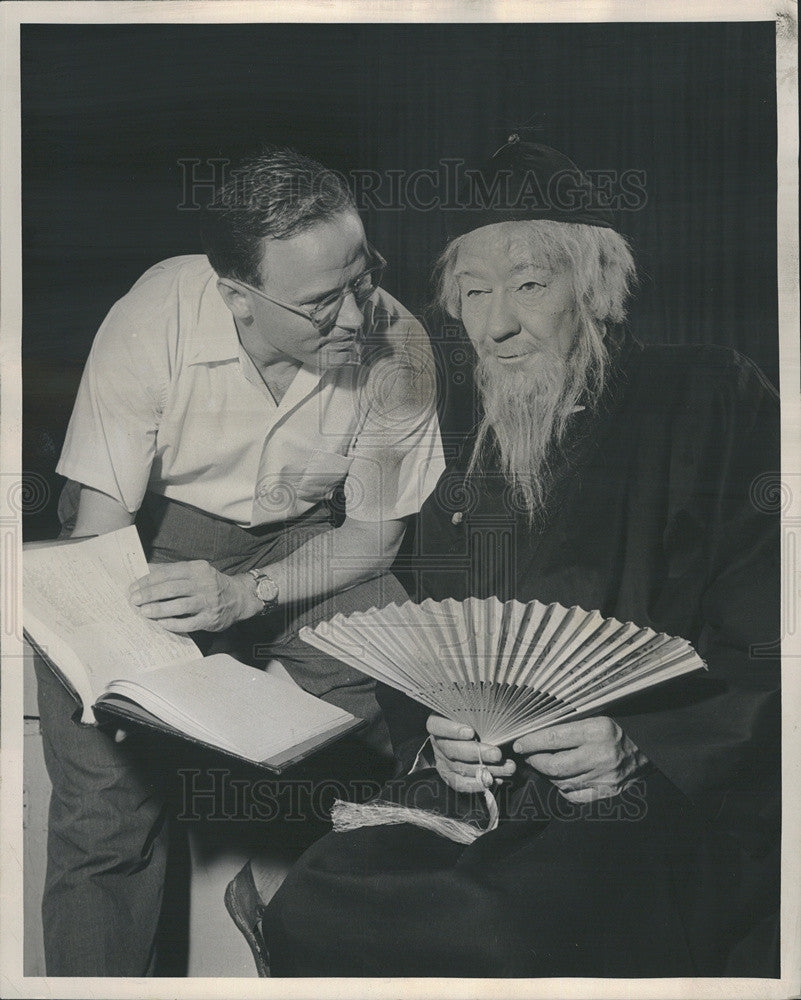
[331,765,500,846]
[330,799,481,845]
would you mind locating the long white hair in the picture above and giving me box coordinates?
[436,220,637,523]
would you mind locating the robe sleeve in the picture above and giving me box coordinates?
[614,354,780,853]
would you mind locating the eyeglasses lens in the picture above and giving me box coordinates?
[311,263,384,327]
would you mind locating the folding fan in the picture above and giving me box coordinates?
[300,597,706,843]
[300,596,706,747]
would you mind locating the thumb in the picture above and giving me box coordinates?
[114,728,128,743]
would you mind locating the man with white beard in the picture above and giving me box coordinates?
[449,218,625,534]
[229,139,780,978]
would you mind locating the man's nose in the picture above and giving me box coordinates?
[333,290,364,332]
[485,291,521,342]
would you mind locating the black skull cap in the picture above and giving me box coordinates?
[445,134,617,240]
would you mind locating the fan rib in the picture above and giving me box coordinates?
[299,600,706,750]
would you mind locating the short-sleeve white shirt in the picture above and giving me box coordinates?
[57,255,445,527]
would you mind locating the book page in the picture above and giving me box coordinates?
[103,653,356,763]
[23,527,199,716]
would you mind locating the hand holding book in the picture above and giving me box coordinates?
[129,560,262,633]
[23,527,363,771]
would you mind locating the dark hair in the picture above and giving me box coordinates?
[200,146,356,285]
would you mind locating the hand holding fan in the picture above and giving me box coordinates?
[300,596,706,842]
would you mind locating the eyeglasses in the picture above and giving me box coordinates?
[230,246,387,331]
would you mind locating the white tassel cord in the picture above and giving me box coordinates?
[409,734,433,772]
[331,744,500,846]
[330,799,483,845]
[475,741,500,834]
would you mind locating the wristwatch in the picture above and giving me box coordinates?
[247,568,280,615]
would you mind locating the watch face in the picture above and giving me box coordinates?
[255,575,279,603]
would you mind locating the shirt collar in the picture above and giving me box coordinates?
[187,276,242,365]
[187,272,357,411]
[277,364,325,414]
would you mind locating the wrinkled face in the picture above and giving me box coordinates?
[238,209,373,371]
[453,223,577,367]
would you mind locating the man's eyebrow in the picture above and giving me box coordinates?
[454,262,551,281]
[508,260,550,277]
[297,249,371,304]
[453,268,489,281]
[297,284,344,305]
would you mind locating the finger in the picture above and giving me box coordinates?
[427,716,474,740]
[521,746,596,779]
[132,562,196,588]
[513,718,604,755]
[130,579,199,605]
[434,738,503,765]
[444,771,490,794]
[129,564,200,602]
[558,787,594,804]
[114,729,128,743]
[476,767,494,788]
[137,597,203,620]
[437,759,495,794]
[153,616,211,634]
[440,756,516,780]
[558,784,612,804]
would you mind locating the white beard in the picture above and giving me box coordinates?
[467,335,607,523]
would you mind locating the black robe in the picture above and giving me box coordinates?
[263,335,781,977]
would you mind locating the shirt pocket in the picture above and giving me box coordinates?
[295,448,354,502]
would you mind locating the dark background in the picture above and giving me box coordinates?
[21,21,778,540]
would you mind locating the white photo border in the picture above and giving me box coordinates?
[1,2,798,998]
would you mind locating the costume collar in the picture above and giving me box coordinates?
[569,325,642,434]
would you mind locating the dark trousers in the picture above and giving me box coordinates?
[263,768,775,978]
[36,492,408,975]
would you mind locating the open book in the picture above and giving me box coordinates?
[23,526,363,772]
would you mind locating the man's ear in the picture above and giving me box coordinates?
[216,278,255,321]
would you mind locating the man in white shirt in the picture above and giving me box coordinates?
[37,147,444,975]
